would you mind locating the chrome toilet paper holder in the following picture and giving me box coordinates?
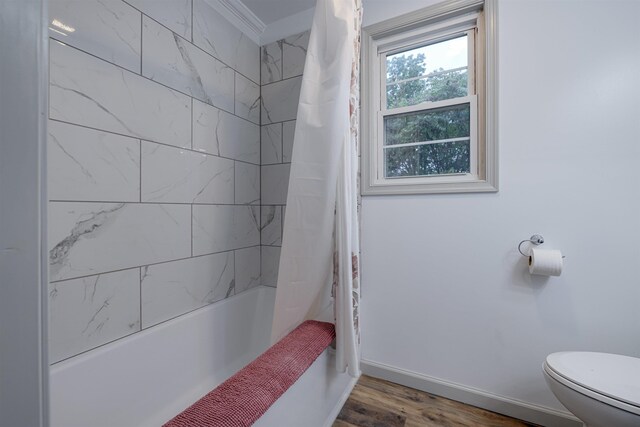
[518,234,545,256]
[518,234,566,258]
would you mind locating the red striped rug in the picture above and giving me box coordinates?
[164,320,336,427]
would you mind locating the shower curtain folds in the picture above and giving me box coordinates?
[271,0,362,378]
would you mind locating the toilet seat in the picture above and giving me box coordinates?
[544,352,640,416]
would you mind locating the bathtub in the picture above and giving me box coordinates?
[50,286,356,427]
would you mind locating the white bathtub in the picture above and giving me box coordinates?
[50,286,355,427]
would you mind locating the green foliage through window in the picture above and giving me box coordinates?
[386,54,468,109]
[384,43,472,178]
[385,141,470,177]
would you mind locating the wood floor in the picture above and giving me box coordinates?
[333,376,540,427]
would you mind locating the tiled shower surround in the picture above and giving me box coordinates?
[260,31,310,286]
[47,0,261,363]
[47,0,310,365]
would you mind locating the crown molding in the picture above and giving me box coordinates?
[203,0,266,45]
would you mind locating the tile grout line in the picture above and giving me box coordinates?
[190,97,194,149]
[50,38,259,125]
[259,41,263,282]
[139,267,143,332]
[49,199,263,206]
[139,139,142,202]
[139,284,262,334]
[122,1,260,85]
[191,204,194,257]
[279,39,283,82]
[280,122,284,164]
[50,281,262,366]
[51,328,140,366]
[139,11,143,75]
[190,90,194,259]
[48,118,260,167]
[49,245,261,285]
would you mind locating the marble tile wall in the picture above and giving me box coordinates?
[47,0,261,363]
[260,30,309,286]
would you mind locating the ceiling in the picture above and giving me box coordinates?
[240,0,316,25]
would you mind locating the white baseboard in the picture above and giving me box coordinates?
[323,375,359,427]
[360,359,582,427]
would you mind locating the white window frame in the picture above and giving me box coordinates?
[361,0,498,195]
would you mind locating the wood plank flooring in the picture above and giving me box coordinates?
[333,375,540,427]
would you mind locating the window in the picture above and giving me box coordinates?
[362,0,498,195]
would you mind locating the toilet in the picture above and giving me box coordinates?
[543,352,640,427]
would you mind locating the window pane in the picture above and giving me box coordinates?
[384,103,470,146]
[386,35,468,108]
[386,70,468,108]
[384,141,470,178]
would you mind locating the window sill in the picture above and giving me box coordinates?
[361,178,498,196]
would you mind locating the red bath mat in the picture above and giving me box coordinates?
[163,320,336,427]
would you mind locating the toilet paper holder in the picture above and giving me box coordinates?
[518,234,545,256]
[518,234,566,258]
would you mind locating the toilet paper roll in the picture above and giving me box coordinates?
[529,248,563,276]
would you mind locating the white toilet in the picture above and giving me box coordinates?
[543,352,640,427]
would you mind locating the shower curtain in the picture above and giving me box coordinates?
[271,0,362,378]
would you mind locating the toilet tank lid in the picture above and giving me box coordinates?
[546,352,640,408]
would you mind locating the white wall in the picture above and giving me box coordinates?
[361,0,640,416]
